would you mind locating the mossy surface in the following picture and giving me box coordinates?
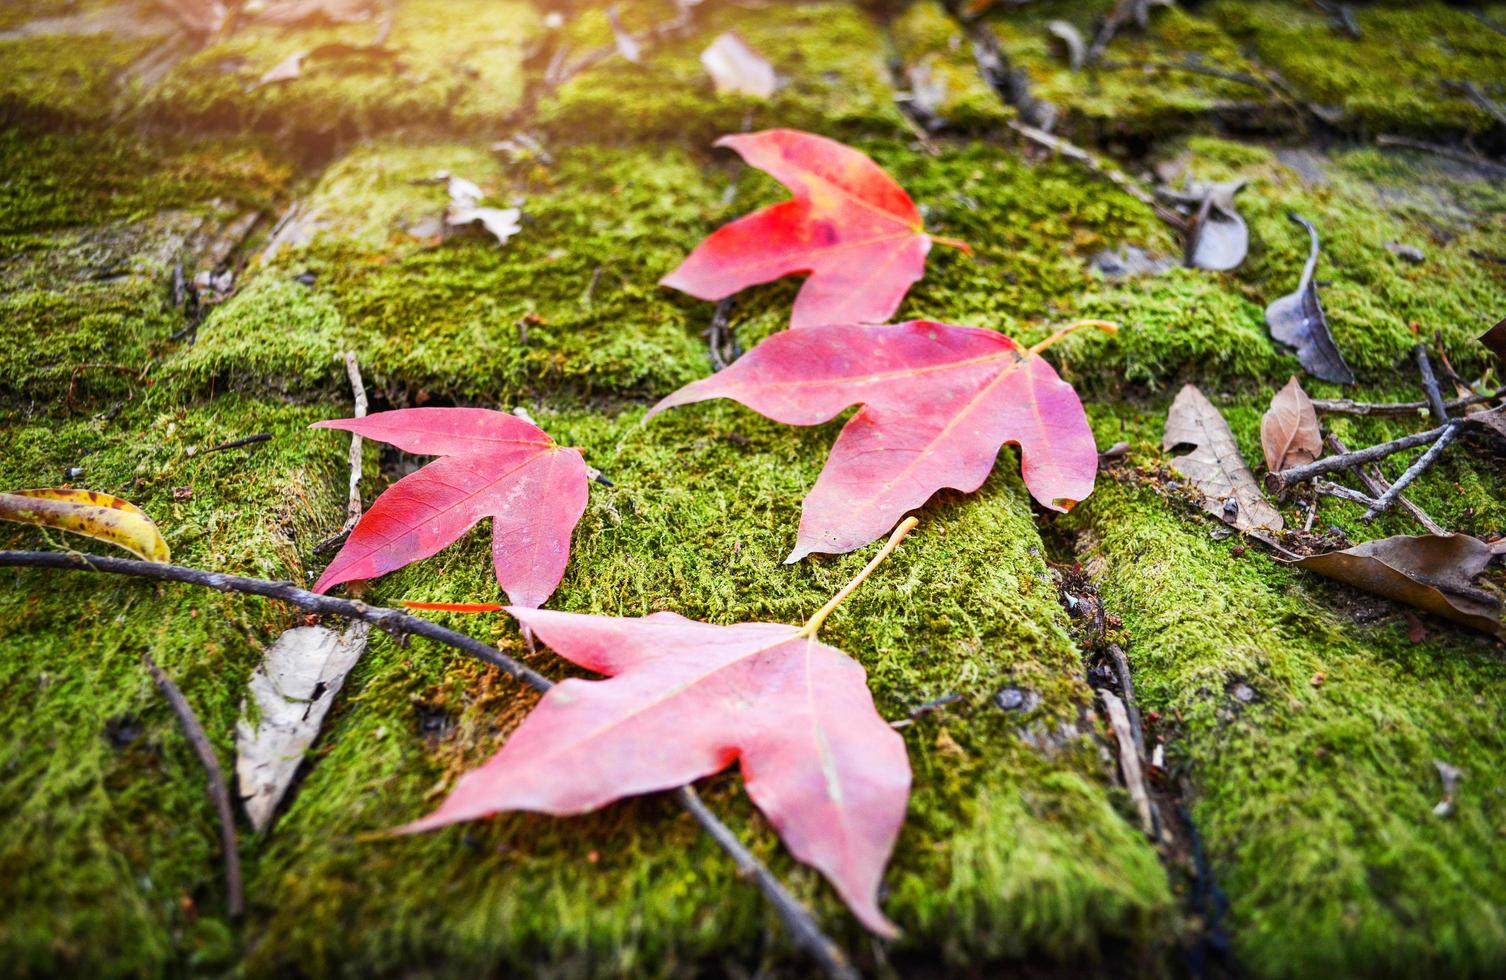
[3,0,1506,976]
[143,0,539,140]
[1070,475,1506,979]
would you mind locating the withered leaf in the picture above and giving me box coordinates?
[1482,317,1506,368]
[1163,384,1284,532]
[1260,376,1322,473]
[1047,20,1086,71]
[1159,180,1248,271]
[252,0,373,26]
[700,31,778,98]
[607,4,642,64]
[236,623,369,831]
[443,174,521,247]
[0,488,170,562]
[1288,534,1503,637]
[1265,213,1356,384]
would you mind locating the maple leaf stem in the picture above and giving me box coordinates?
[800,517,919,637]
[928,234,973,255]
[1028,319,1120,356]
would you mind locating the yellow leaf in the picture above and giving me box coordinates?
[0,488,170,562]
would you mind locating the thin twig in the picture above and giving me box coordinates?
[1105,643,1144,757]
[142,652,244,919]
[1310,479,1377,508]
[201,433,272,455]
[1452,81,1506,129]
[1376,135,1506,179]
[1006,120,1159,209]
[1413,344,1449,424]
[1311,389,1500,417]
[1272,423,1450,489]
[1326,434,1446,534]
[1362,423,1461,522]
[0,550,855,979]
[342,351,368,526]
[1099,688,1155,836]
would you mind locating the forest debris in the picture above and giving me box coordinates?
[251,0,374,26]
[1386,242,1425,264]
[145,653,243,917]
[159,0,226,35]
[444,174,521,247]
[1311,389,1500,418]
[1085,0,1173,65]
[608,4,642,64]
[1273,423,1450,490]
[1286,534,1503,637]
[1260,376,1322,473]
[1482,318,1506,368]
[0,488,170,562]
[1180,182,1248,271]
[1361,425,1461,522]
[1088,245,1174,279]
[1047,20,1086,70]
[1432,760,1463,818]
[1412,345,1449,423]
[1164,384,1284,532]
[1265,213,1355,384]
[700,31,777,98]
[235,623,371,830]
[251,40,399,90]
[1099,688,1155,835]
[1325,434,1445,535]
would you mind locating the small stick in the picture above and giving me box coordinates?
[1413,344,1449,424]
[1311,479,1378,508]
[1099,688,1155,836]
[1302,497,1318,533]
[1376,135,1506,179]
[142,653,243,919]
[1,551,854,979]
[1311,389,1499,417]
[1326,434,1446,534]
[1105,643,1144,757]
[1362,423,1461,522]
[1273,423,1449,488]
[201,433,272,455]
[342,352,369,527]
[1006,120,1160,209]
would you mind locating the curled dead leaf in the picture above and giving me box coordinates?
[1265,213,1355,384]
[0,488,170,562]
[1163,385,1283,532]
[1482,317,1506,368]
[1286,534,1503,637]
[1260,376,1322,473]
[1159,180,1248,272]
[700,31,778,98]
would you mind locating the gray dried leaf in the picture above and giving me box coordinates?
[236,623,369,830]
[256,49,308,87]
[700,31,778,99]
[1260,376,1322,473]
[1265,213,1355,384]
[1287,534,1503,637]
[1047,20,1086,70]
[1164,384,1284,532]
[1159,179,1248,271]
[443,175,522,246]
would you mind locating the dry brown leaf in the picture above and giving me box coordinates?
[1260,376,1322,473]
[700,31,778,99]
[1163,384,1284,532]
[1482,317,1506,367]
[1265,213,1355,384]
[1288,534,1503,637]
[0,488,170,562]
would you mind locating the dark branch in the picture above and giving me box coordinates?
[143,652,244,919]
[1271,423,1449,489]
[0,550,856,979]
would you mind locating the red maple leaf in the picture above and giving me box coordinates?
[312,408,588,608]
[401,522,919,937]
[648,320,1113,560]
[661,129,968,329]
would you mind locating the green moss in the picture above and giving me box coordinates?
[144,0,538,140]
[1210,0,1506,137]
[0,31,155,124]
[889,1,1011,131]
[1070,476,1506,978]
[0,396,346,977]
[539,1,908,147]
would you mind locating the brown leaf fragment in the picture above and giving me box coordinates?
[1265,213,1355,384]
[1261,376,1322,473]
[0,488,170,562]
[1464,403,1506,441]
[256,49,308,87]
[700,31,777,98]
[1287,534,1503,637]
[1481,317,1506,368]
[1163,385,1284,532]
